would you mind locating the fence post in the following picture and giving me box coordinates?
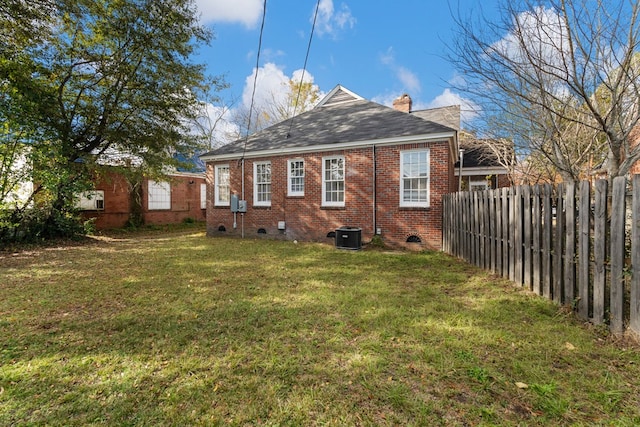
[631,175,640,336]
[578,180,591,320]
[610,177,627,334]
[592,180,607,324]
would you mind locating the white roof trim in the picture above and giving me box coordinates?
[455,166,508,176]
[315,84,364,108]
[201,131,456,162]
[169,171,206,178]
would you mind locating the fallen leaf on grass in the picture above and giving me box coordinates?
[565,342,576,351]
[515,382,528,389]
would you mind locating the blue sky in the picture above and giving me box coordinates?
[193,0,503,139]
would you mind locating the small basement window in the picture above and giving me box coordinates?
[406,235,422,243]
[218,225,226,232]
[326,231,336,238]
[257,228,267,234]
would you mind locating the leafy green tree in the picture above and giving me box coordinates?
[1,0,221,242]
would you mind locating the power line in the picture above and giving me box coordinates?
[286,0,321,139]
[241,0,267,160]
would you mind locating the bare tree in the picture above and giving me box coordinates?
[232,78,321,136]
[191,89,238,151]
[449,0,640,182]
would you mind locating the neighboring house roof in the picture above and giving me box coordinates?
[454,136,509,176]
[200,85,457,161]
[411,105,461,131]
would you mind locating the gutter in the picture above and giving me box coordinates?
[200,132,456,162]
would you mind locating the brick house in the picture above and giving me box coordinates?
[455,133,511,191]
[77,170,207,229]
[200,85,459,249]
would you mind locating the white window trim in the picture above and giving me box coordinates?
[214,164,230,206]
[76,190,105,211]
[287,158,305,197]
[200,183,207,209]
[322,155,345,207]
[148,180,171,210]
[399,149,430,208]
[253,161,271,207]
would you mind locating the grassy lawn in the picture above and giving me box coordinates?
[1,225,640,426]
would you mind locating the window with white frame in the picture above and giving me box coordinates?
[288,158,305,196]
[76,190,105,210]
[214,165,230,206]
[200,183,207,209]
[322,156,345,207]
[253,161,271,206]
[148,180,171,210]
[400,149,430,207]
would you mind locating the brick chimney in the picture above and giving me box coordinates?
[393,93,412,113]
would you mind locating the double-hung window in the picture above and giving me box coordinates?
[288,159,305,196]
[322,156,345,207]
[148,180,171,210]
[214,164,230,206]
[400,149,430,207]
[254,161,271,206]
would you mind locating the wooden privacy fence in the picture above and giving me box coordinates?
[442,175,640,336]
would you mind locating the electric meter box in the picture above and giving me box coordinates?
[230,195,247,213]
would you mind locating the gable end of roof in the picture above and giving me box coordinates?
[316,84,363,108]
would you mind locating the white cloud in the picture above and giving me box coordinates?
[396,67,421,94]
[492,6,568,73]
[241,63,292,111]
[426,89,480,124]
[195,0,264,27]
[379,47,422,94]
[239,63,324,128]
[315,0,356,37]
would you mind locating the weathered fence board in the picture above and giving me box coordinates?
[532,185,541,295]
[564,182,576,305]
[593,180,607,324]
[578,181,590,319]
[610,177,626,335]
[632,175,640,335]
[542,184,552,299]
[442,175,640,337]
[523,185,532,289]
[502,188,509,278]
[553,183,565,304]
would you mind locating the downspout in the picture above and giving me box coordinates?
[241,158,245,238]
[372,145,377,236]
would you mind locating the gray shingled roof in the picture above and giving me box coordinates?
[201,87,456,158]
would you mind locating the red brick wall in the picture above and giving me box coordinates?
[142,176,206,225]
[80,172,131,229]
[206,140,452,249]
[81,172,206,229]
